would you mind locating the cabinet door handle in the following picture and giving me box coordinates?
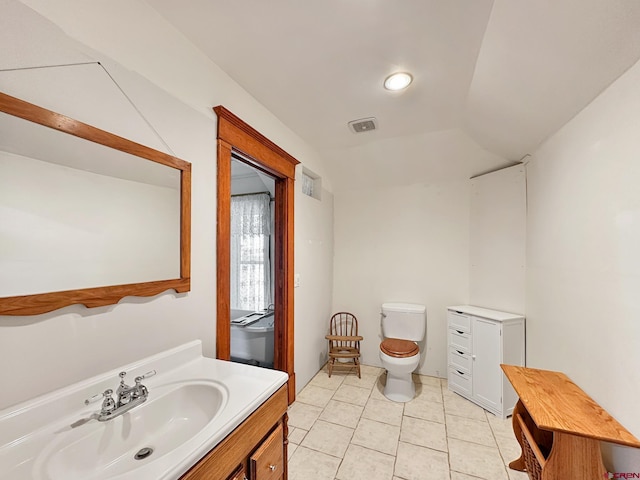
[269,464,277,471]
[457,370,464,375]
[456,350,464,355]
[472,355,476,360]
[456,330,464,334]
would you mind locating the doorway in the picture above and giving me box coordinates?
[214,106,298,403]
[229,156,275,369]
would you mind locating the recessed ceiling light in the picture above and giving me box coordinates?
[383,72,413,91]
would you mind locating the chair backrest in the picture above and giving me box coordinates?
[329,312,359,348]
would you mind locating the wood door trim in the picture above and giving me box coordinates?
[215,106,298,178]
[214,106,298,403]
[216,139,232,360]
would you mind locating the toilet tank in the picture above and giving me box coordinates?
[381,303,426,341]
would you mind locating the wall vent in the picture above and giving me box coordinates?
[348,117,378,133]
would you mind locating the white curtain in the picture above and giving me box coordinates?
[230,193,271,311]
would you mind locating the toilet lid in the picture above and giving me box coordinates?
[380,338,419,358]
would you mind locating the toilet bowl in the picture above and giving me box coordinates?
[379,303,426,402]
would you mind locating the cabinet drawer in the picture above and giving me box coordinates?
[447,310,470,333]
[449,347,471,373]
[448,367,471,397]
[227,465,246,480]
[448,368,472,397]
[448,329,471,353]
[250,423,284,480]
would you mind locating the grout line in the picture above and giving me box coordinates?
[292,364,511,480]
[443,381,453,480]
[486,413,518,478]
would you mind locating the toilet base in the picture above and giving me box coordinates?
[383,371,416,402]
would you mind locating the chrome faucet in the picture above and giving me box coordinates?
[85,370,156,421]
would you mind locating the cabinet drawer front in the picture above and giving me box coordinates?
[447,310,470,333]
[250,423,283,480]
[227,465,246,480]
[449,348,471,373]
[448,329,471,353]
[448,368,472,396]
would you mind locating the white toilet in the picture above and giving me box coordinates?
[379,302,426,402]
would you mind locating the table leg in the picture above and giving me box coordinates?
[509,399,527,471]
[542,432,606,480]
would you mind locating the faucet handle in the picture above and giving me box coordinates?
[84,389,116,414]
[84,393,103,405]
[84,388,111,405]
[134,370,156,383]
[132,370,156,400]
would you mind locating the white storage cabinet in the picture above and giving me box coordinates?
[447,305,525,418]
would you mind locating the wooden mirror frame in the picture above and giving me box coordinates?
[214,106,298,403]
[0,92,191,316]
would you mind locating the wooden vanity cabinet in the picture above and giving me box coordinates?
[226,465,247,480]
[180,384,288,480]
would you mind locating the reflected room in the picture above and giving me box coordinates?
[229,155,276,369]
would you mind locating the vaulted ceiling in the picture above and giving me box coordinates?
[145,1,640,189]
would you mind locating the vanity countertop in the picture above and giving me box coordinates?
[0,341,288,480]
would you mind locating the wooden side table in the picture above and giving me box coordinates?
[501,365,640,480]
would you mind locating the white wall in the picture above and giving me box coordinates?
[332,181,470,378]
[18,0,332,188]
[0,1,334,408]
[0,62,218,409]
[469,164,526,314]
[526,58,640,470]
[295,185,335,387]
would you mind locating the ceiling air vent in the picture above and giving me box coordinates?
[348,117,378,133]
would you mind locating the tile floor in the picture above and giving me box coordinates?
[287,364,530,480]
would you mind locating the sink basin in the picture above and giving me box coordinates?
[33,381,227,480]
[0,341,288,480]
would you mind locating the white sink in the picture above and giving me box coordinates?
[0,341,288,480]
[34,381,226,480]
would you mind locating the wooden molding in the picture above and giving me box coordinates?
[214,105,298,403]
[181,167,192,279]
[216,140,232,361]
[0,279,190,316]
[283,176,297,402]
[214,106,298,180]
[0,92,192,316]
[0,93,191,170]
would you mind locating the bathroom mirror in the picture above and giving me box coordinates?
[0,92,191,316]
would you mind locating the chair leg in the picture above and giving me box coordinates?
[328,358,334,378]
[355,358,361,378]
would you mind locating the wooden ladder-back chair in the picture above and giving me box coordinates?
[326,312,363,378]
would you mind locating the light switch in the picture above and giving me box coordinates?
[294,274,301,287]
